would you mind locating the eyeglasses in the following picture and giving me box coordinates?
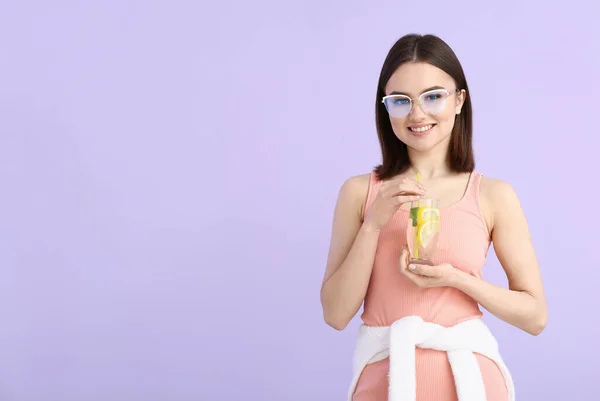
[381,88,460,119]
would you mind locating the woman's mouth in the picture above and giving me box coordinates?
[408,124,436,135]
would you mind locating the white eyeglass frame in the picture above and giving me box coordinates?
[381,88,461,117]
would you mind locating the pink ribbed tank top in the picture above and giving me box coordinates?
[353,171,509,401]
[361,170,489,327]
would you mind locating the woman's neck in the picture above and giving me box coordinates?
[406,145,451,180]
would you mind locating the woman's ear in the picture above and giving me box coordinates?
[455,89,466,115]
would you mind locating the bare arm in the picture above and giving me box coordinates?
[320,174,425,330]
[320,175,379,330]
[449,178,548,335]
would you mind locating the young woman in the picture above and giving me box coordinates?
[320,34,548,401]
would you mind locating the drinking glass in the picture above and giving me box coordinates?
[406,198,440,265]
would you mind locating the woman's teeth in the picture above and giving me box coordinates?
[409,124,434,132]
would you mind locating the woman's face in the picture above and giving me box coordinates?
[383,62,466,153]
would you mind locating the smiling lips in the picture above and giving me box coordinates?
[408,123,436,134]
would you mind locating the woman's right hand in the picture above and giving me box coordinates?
[363,175,426,231]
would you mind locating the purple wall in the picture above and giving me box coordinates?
[1,1,598,400]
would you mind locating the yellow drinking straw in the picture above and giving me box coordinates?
[414,172,421,259]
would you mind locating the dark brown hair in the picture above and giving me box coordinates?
[374,34,474,180]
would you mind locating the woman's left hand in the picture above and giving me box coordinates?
[399,247,459,288]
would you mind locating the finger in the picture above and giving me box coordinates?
[408,263,438,278]
[391,185,425,197]
[399,247,409,271]
[389,177,426,195]
[407,262,429,276]
[402,176,427,192]
[395,195,424,205]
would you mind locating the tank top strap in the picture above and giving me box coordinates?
[459,170,481,206]
[467,170,483,201]
[364,170,383,217]
[460,171,488,232]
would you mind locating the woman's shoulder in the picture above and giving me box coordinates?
[337,172,374,220]
[342,172,373,189]
[479,174,523,229]
[479,175,520,204]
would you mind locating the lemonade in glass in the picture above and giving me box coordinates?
[407,198,440,265]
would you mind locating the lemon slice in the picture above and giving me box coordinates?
[418,220,440,248]
[418,207,440,222]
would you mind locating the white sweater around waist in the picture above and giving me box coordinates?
[348,316,515,401]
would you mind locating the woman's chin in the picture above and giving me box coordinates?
[398,130,451,153]
[402,136,445,153]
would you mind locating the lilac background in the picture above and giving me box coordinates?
[1,1,599,400]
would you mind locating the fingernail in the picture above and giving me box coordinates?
[409,264,416,270]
